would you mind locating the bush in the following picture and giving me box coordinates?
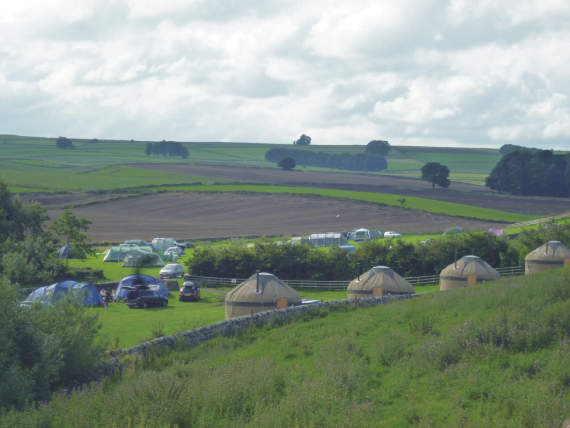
[0,279,104,410]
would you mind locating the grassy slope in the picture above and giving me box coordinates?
[4,268,569,427]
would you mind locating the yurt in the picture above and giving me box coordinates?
[439,255,500,291]
[225,272,302,320]
[347,266,413,300]
[525,241,570,275]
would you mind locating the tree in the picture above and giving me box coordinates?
[55,137,73,150]
[49,210,93,258]
[365,140,391,156]
[421,162,450,190]
[293,134,311,146]
[278,157,296,170]
[486,149,568,197]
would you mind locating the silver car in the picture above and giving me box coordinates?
[159,263,185,278]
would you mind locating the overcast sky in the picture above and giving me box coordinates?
[1,1,569,149]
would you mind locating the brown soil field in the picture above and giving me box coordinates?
[44,192,507,242]
[132,164,570,216]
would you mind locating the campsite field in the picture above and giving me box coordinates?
[6,268,569,427]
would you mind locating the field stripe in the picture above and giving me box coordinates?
[153,184,537,223]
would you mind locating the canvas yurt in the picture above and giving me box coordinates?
[440,255,500,291]
[347,266,413,300]
[225,272,302,320]
[525,241,570,275]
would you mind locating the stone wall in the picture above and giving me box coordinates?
[108,294,414,359]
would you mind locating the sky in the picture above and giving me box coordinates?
[1,0,569,149]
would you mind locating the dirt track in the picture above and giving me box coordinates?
[44,192,507,242]
[133,163,569,216]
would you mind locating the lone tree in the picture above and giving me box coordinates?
[421,162,450,190]
[278,157,296,170]
[293,134,311,146]
[56,136,73,149]
[365,140,391,156]
[49,210,93,258]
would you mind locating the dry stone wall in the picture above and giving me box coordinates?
[109,295,414,358]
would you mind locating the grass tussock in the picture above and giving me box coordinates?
[2,268,569,427]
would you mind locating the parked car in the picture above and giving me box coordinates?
[179,281,200,302]
[160,263,185,278]
[124,286,168,309]
[384,231,402,238]
[165,246,185,256]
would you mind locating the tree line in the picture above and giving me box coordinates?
[145,140,189,158]
[186,224,569,281]
[265,148,387,172]
[487,147,570,197]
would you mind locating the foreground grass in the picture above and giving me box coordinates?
[5,268,568,426]
[154,184,537,222]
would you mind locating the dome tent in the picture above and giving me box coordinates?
[440,255,500,291]
[23,281,103,307]
[121,250,164,268]
[525,241,570,275]
[347,266,413,300]
[225,272,302,320]
[114,274,171,302]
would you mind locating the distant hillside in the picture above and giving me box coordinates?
[0,134,500,187]
[4,267,569,427]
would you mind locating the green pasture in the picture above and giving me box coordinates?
[7,268,568,427]
[0,162,218,192]
[154,184,537,223]
[1,135,502,182]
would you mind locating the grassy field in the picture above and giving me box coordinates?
[153,184,537,222]
[1,135,502,190]
[5,268,568,427]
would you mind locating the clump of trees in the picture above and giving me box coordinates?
[421,162,450,190]
[265,148,387,172]
[365,140,391,156]
[145,140,189,158]
[278,157,296,170]
[55,137,73,149]
[486,149,570,197]
[293,134,311,145]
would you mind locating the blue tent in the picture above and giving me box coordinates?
[58,245,72,259]
[23,281,103,307]
[114,274,171,302]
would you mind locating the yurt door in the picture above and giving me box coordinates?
[467,274,477,286]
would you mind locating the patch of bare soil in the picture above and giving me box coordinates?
[45,192,507,243]
[132,163,569,216]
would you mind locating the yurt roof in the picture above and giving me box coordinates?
[525,241,570,261]
[348,266,413,294]
[225,272,301,304]
[440,255,500,279]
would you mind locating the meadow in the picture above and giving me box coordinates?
[4,267,569,427]
[1,134,501,191]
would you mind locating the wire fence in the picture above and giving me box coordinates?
[184,265,525,290]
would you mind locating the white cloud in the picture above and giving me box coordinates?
[0,0,568,149]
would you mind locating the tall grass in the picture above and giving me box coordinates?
[4,268,569,427]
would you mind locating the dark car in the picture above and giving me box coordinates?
[179,281,200,302]
[124,286,168,309]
